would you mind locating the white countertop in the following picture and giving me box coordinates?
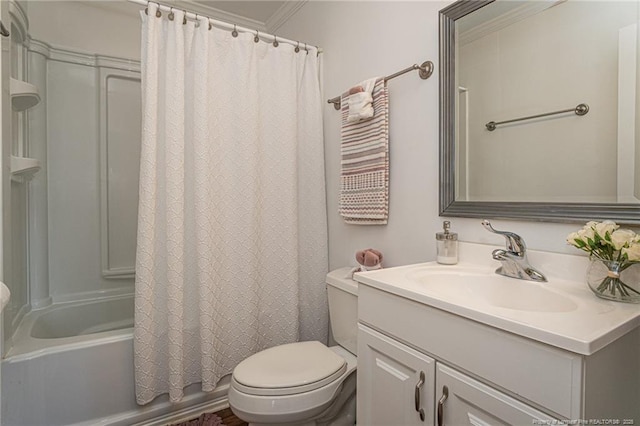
[354,242,640,355]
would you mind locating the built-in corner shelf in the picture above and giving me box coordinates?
[10,78,40,111]
[10,156,41,182]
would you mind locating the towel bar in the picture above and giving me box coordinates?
[485,103,589,131]
[327,60,434,110]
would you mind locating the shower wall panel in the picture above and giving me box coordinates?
[47,60,103,299]
[100,69,142,278]
[24,1,142,303]
[3,6,31,352]
[6,181,27,343]
[45,56,140,301]
[27,50,49,309]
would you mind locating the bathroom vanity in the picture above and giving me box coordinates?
[354,243,640,425]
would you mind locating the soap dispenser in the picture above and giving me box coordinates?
[436,221,458,265]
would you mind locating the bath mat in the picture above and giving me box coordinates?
[172,412,224,426]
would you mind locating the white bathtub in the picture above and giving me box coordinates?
[31,296,134,338]
[2,296,229,426]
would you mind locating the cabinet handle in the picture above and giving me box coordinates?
[414,371,426,421]
[437,385,449,426]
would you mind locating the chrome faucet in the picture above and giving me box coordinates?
[481,220,547,282]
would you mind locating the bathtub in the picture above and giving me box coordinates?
[2,296,229,426]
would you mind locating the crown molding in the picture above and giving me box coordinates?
[170,0,268,32]
[459,0,565,46]
[88,0,268,32]
[44,1,301,38]
[266,1,306,33]
[22,0,306,48]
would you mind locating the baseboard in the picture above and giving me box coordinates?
[91,380,231,426]
[135,396,230,426]
[70,383,229,426]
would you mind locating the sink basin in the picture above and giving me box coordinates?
[353,242,640,355]
[406,266,578,313]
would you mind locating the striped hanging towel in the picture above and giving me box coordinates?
[339,77,389,225]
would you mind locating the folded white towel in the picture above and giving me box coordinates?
[346,77,378,123]
[347,92,373,122]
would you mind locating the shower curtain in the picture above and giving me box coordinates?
[134,4,328,404]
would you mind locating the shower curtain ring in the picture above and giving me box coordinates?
[254,31,260,43]
[194,13,200,27]
[273,35,279,47]
[183,11,187,25]
[232,24,238,38]
[155,2,162,18]
[168,8,174,21]
[208,20,212,30]
[295,41,300,53]
[305,43,309,55]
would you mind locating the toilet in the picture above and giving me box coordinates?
[228,267,358,426]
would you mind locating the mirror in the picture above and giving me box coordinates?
[439,0,640,224]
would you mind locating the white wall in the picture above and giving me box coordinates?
[277,1,592,271]
[26,1,141,60]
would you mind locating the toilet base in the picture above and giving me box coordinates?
[238,371,356,426]
[245,376,355,426]
[229,346,357,426]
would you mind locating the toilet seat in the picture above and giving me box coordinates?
[232,341,347,396]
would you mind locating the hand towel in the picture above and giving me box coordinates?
[339,77,389,225]
[346,78,377,123]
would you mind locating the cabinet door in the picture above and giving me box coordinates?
[358,324,435,426]
[435,364,557,426]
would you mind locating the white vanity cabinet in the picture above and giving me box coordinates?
[358,322,554,426]
[358,324,435,425]
[356,282,640,425]
[435,363,555,426]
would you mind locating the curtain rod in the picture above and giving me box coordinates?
[327,61,434,110]
[126,0,322,54]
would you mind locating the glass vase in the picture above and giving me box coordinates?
[586,259,640,303]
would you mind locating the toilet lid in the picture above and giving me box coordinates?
[232,341,346,396]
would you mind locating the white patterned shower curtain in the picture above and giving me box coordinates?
[134,4,328,405]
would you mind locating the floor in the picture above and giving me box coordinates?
[171,408,247,426]
[217,408,248,426]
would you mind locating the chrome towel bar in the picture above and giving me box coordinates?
[327,60,434,110]
[485,103,589,131]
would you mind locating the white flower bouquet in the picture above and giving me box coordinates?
[567,220,640,262]
[567,220,640,302]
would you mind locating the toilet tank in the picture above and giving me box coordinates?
[326,267,358,356]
